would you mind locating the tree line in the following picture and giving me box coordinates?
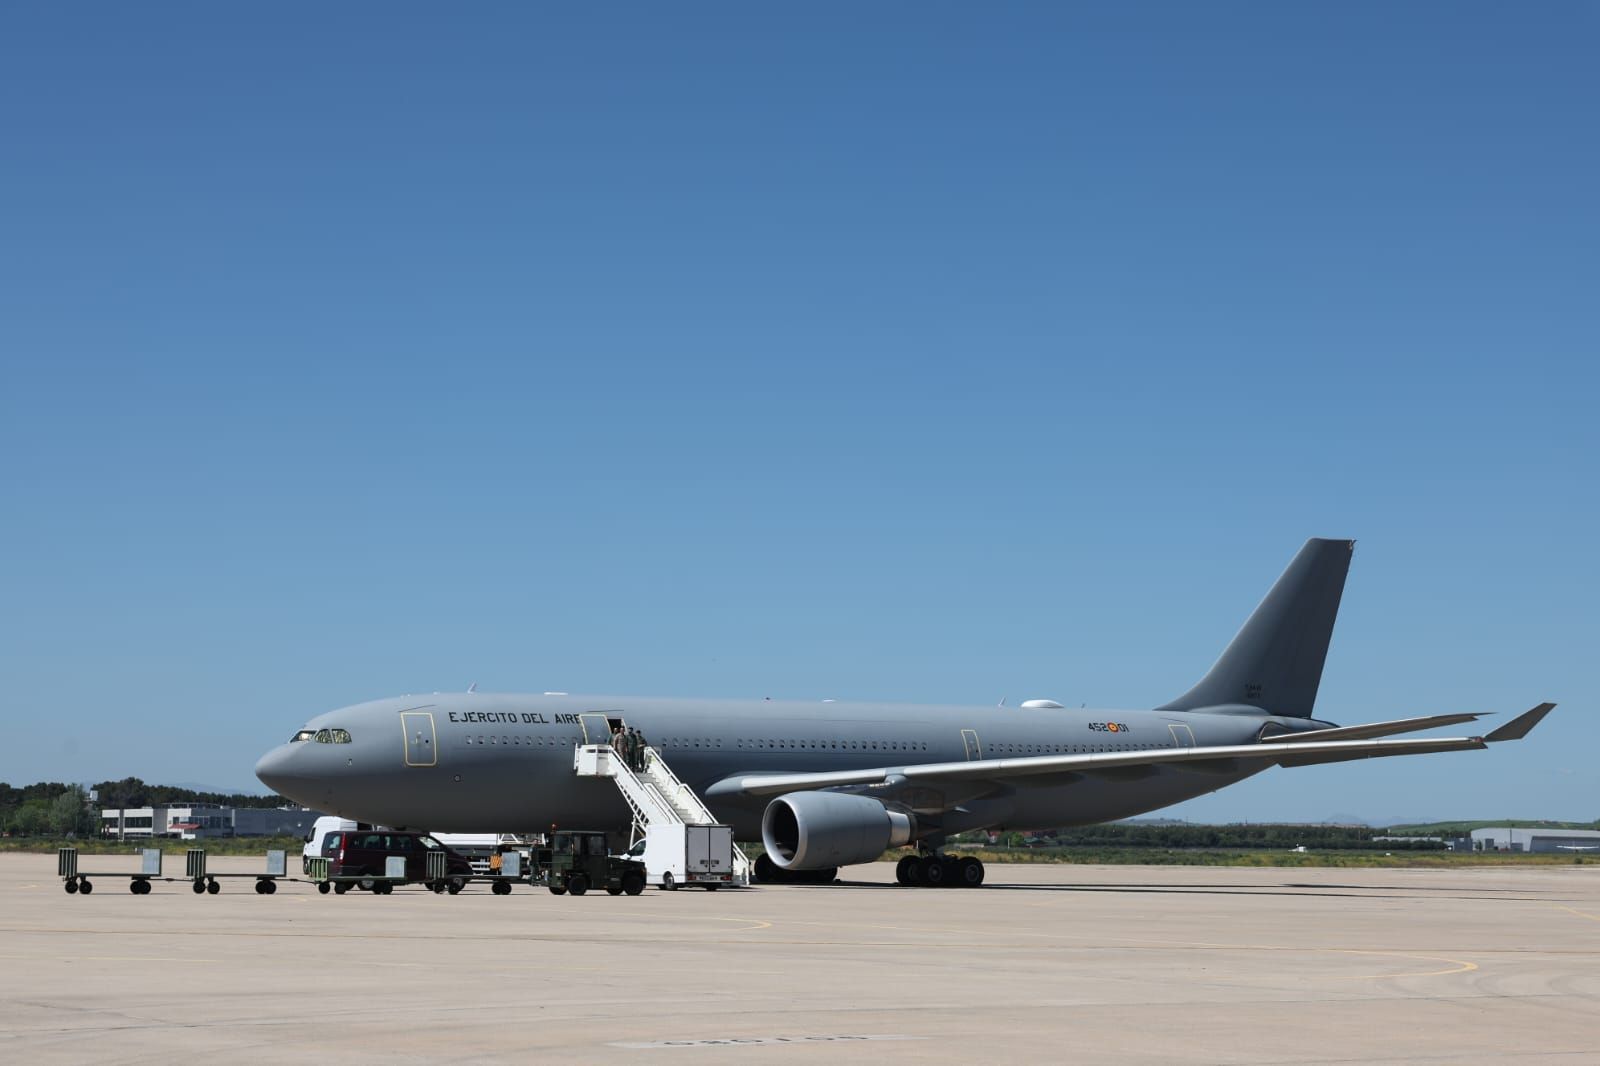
[990,823,1449,851]
[1,778,288,838]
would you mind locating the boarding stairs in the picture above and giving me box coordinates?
[573,743,752,885]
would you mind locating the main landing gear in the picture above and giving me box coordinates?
[895,852,984,888]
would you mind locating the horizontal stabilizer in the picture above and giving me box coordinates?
[1258,712,1486,744]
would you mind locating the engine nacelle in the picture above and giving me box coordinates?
[761,791,914,870]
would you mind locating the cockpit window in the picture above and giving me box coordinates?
[290,729,316,743]
[331,729,352,743]
[314,729,333,743]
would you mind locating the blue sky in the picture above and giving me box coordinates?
[2,4,1594,823]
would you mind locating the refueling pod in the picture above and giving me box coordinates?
[761,792,915,870]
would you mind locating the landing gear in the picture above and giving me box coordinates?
[895,852,985,888]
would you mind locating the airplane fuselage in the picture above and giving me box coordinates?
[255,692,1331,840]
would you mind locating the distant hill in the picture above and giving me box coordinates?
[1385,819,1600,835]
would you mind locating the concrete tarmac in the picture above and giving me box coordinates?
[2,853,1598,1064]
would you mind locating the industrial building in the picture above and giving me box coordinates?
[100,804,324,840]
[1470,827,1600,853]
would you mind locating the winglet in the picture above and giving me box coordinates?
[1484,702,1555,742]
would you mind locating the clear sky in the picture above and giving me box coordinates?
[2,4,1594,824]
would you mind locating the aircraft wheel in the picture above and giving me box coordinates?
[64,879,78,894]
[548,883,567,895]
[896,855,918,886]
[80,879,93,895]
[334,882,350,895]
[957,856,984,887]
[566,874,589,897]
[206,880,220,895]
[661,871,677,891]
[753,854,777,883]
[919,855,946,887]
[192,879,206,894]
[621,871,645,896]
[318,881,331,894]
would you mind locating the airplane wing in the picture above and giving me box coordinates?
[707,703,1554,800]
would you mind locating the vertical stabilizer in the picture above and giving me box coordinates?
[1158,539,1353,718]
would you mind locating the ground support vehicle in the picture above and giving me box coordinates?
[629,824,736,890]
[531,831,646,897]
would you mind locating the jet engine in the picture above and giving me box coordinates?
[761,791,915,870]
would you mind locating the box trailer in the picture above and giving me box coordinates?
[635,823,735,890]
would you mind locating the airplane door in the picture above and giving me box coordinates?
[961,729,983,760]
[401,711,437,767]
[1168,723,1195,748]
[578,713,614,745]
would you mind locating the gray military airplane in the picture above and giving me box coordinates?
[255,539,1554,887]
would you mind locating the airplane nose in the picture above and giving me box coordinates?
[254,746,297,796]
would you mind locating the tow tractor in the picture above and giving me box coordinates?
[534,831,646,897]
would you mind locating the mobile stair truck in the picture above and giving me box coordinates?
[573,723,749,890]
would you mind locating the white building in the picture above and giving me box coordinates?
[100,805,324,840]
[1470,827,1600,853]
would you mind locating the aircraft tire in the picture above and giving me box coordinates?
[65,879,78,894]
[80,880,93,894]
[895,856,918,885]
[957,857,984,887]
[919,855,946,887]
[567,874,589,897]
[753,854,777,883]
[622,872,645,896]
[318,881,331,894]
[810,867,837,885]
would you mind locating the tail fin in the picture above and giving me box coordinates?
[1158,538,1354,718]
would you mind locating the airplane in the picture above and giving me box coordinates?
[255,538,1555,888]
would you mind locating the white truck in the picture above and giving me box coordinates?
[629,824,736,890]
